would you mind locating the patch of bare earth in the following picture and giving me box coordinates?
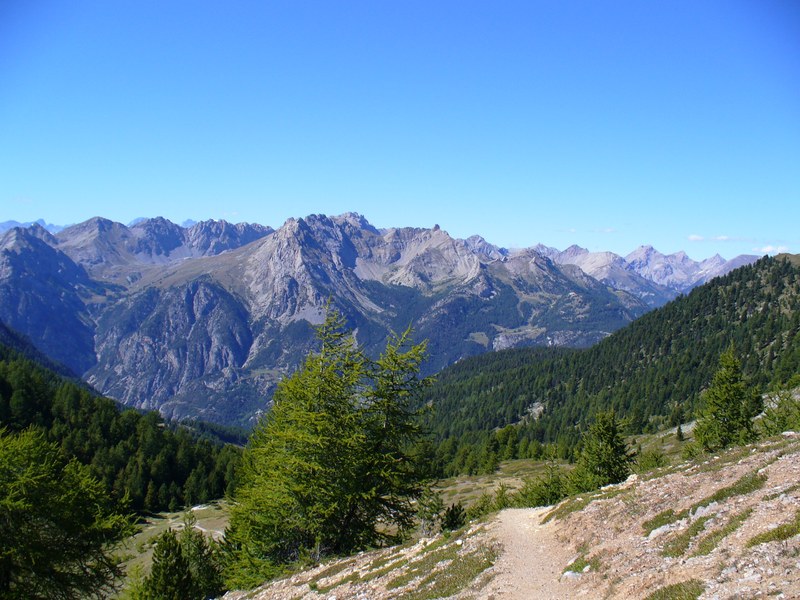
[474,508,577,599]
[491,434,800,600]
[225,435,800,600]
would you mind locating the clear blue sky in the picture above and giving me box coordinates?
[1,1,798,259]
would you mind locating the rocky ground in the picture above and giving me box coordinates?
[223,433,800,599]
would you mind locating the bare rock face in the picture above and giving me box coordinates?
[2,212,748,426]
[86,279,259,423]
[185,219,273,256]
[0,227,99,374]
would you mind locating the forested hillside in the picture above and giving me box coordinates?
[0,340,240,512]
[424,255,800,474]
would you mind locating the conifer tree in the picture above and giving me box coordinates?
[0,428,135,599]
[694,344,762,451]
[224,310,430,587]
[143,530,193,600]
[133,513,223,600]
[569,410,633,493]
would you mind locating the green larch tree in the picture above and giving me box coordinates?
[0,428,135,599]
[142,529,193,600]
[224,310,431,588]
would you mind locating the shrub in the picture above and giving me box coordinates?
[441,502,467,531]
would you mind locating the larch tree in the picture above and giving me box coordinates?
[224,310,431,588]
[0,428,135,599]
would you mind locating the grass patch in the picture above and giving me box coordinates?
[563,552,602,574]
[643,509,689,536]
[306,557,359,592]
[640,463,682,482]
[694,446,752,473]
[360,558,408,583]
[746,510,800,548]
[644,579,705,600]
[691,508,753,557]
[763,482,800,502]
[661,516,712,558]
[697,471,767,507]
[309,557,357,583]
[404,545,497,600]
[386,544,459,590]
[310,570,362,594]
[542,487,628,524]
[363,549,406,573]
[543,495,594,524]
[418,535,452,555]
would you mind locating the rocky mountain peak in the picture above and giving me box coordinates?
[464,235,507,261]
[559,244,590,261]
[130,217,186,256]
[625,244,661,265]
[23,223,57,244]
[332,212,380,235]
[186,219,272,255]
[531,243,560,260]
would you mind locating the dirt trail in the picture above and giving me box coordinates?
[475,508,592,600]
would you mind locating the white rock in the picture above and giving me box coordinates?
[648,524,673,539]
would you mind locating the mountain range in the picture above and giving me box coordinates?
[0,213,758,426]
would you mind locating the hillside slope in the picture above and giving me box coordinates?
[223,433,800,599]
[422,255,800,460]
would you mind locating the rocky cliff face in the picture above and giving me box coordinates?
[0,227,101,374]
[0,214,758,426]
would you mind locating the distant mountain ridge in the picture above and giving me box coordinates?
[0,218,63,234]
[0,213,759,426]
[533,242,758,301]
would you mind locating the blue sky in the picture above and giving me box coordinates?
[1,1,798,259]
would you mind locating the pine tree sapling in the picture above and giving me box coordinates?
[178,513,225,599]
[141,515,224,600]
[441,502,467,531]
[569,411,634,494]
[760,389,800,436]
[144,530,193,600]
[516,459,567,507]
[417,488,444,536]
[694,344,762,452]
